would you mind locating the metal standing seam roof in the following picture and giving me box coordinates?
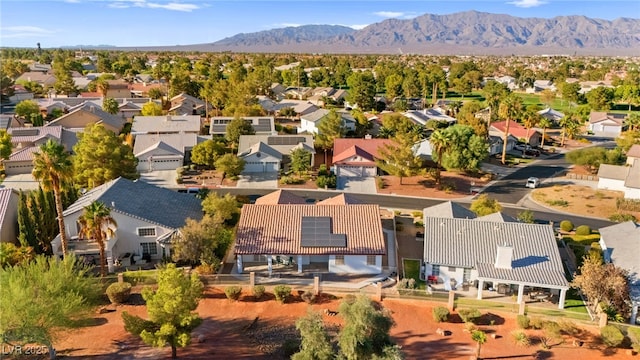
[234,204,385,255]
[476,212,518,223]
[132,115,201,134]
[423,201,476,220]
[0,188,15,226]
[63,177,203,229]
[423,217,568,288]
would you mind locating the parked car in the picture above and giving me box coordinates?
[524,148,541,157]
[526,177,540,189]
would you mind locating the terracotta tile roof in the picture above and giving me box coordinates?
[333,138,392,159]
[234,204,385,255]
[490,121,540,141]
[316,193,364,205]
[254,190,307,205]
[8,146,39,162]
[333,145,376,164]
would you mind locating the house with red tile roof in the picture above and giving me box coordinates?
[490,121,542,147]
[234,192,386,274]
[332,138,393,178]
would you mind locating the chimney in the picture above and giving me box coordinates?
[494,244,513,269]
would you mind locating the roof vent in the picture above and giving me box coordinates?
[494,244,513,269]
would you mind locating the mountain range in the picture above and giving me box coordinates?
[155,11,640,56]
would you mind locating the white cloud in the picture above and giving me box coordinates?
[349,24,369,30]
[507,0,547,8]
[276,23,303,28]
[0,26,56,38]
[108,0,199,12]
[374,11,405,18]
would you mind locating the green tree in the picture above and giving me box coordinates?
[141,101,163,116]
[517,210,535,224]
[201,192,239,224]
[470,194,502,216]
[290,148,312,175]
[566,147,625,173]
[559,112,582,147]
[32,139,73,257]
[540,89,556,107]
[171,215,232,269]
[123,264,204,359]
[616,130,640,152]
[559,82,581,108]
[0,130,11,160]
[538,117,553,148]
[498,93,523,164]
[147,88,164,100]
[0,255,101,357]
[627,113,640,131]
[77,201,117,277]
[214,153,245,180]
[437,125,488,172]
[385,73,403,100]
[376,131,421,185]
[482,80,509,124]
[429,129,451,185]
[225,116,255,152]
[346,71,376,111]
[316,109,346,164]
[471,330,487,359]
[15,100,40,120]
[586,87,614,110]
[190,139,226,169]
[0,243,34,268]
[73,124,139,189]
[615,84,640,111]
[292,310,334,360]
[17,191,37,250]
[521,108,541,144]
[102,97,119,115]
[96,78,109,98]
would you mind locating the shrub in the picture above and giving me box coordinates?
[224,286,242,301]
[317,164,329,177]
[176,176,183,184]
[516,315,530,329]
[464,322,477,333]
[458,308,482,324]
[252,285,265,300]
[628,327,640,352]
[376,176,386,189]
[176,167,185,176]
[609,213,638,223]
[315,174,336,189]
[560,220,574,232]
[280,176,305,185]
[414,220,424,228]
[342,294,357,305]
[548,199,569,207]
[432,306,450,323]
[529,317,545,329]
[557,320,579,335]
[511,330,530,347]
[273,285,291,303]
[194,263,216,275]
[106,282,132,304]
[575,225,591,236]
[301,290,316,304]
[411,211,423,218]
[398,278,416,290]
[601,325,624,347]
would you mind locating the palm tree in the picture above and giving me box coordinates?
[521,110,541,147]
[78,201,117,277]
[429,129,450,185]
[96,78,109,98]
[559,112,580,147]
[498,93,523,164]
[471,330,487,359]
[538,117,553,149]
[32,139,73,258]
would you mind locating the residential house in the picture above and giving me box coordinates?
[209,116,276,136]
[169,93,211,116]
[403,108,456,127]
[4,126,63,175]
[0,115,23,130]
[270,83,287,99]
[598,221,640,324]
[45,102,127,134]
[132,115,202,136]
[284,87,314,100]
[134,133,209,172]
[257,97,319,117]
[234,191,386,275]
[579,81,614,95]
[238,134,315,172]
[16,72,56,87]
[51,177,203,273]
[597,160,640,199]
[9,85,34,103]
[332,138,392,177]
[626,144,640,166]
[488,130,518,156]
[129,82,164,98]
[490,121,542,147]
[299,109,355,134]
[0,188,19,243]
[537,108,564,124]
[588,112,626,136]
[422,202,569,309]
[254,189,307,205]
[525,80,556,94]
[413,139,434,162]
[102,80,130,98]
[307,87,347,107]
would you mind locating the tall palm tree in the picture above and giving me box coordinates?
[498,93,523,164]
[521,110,541,147]
[429,129,450,185]
[32,139,73,257]
[78,201,117,277]
[559,112,580,147]
[538,117,553,149]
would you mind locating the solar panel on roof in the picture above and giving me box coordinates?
[11,129,40,137]
[267,136,306,146]
[300,216,347,248]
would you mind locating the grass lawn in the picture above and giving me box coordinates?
[402,258,426,289]
[562,233,601,245]
[563,288,588,314]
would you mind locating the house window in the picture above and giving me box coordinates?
[448,266,456,272]
[366,255,376,265]
[432,265,440,276]
[141,242,158,256]
[335,255,345,265]
[137,227,156,237]
[463,268,471,282]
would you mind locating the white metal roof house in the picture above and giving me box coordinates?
[51,177,203,273]
[598,221,640,324]
[403,108,457,126]
[597,160,640,199]
[537,108,565,124]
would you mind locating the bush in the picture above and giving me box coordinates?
[628,327,640,352]
[414,220,424,228]
[315,175,336,189]
[560,220,574,232]
[529,317,545,330]
[609,213,638,223]
[194,263,216,275]
[176,176,183,184]
[601,325,624,347]
[458,308,482,324]
[280,176,305,185]
[224,286,242,301]
[342,294,357,305]
[397,278,416,290]
[411,211,423,218]
[432,306,450,323]
[317,164,329,177]
[252,285,266,300]
[301,290,316,304]
[176,167,185,176]
[511,330,530,347]
[273,285,291,303]
[376,176,386,189]
[516,315,530,329]
[575,225,591,236]
[106,282,132,304]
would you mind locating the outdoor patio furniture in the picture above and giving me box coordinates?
[427,275,438,284]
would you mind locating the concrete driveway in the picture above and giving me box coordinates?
[337,176,377,193]
[2,173,40,191]
[236,172,278,189]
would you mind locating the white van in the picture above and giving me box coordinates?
[526,177,540,189]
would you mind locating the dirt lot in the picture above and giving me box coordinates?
[181,169,238,188]
[376,172,490,199]
[52,288,628,360]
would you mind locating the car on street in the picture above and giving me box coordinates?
[526,177,540,189]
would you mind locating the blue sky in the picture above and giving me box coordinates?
[1,0,638,48]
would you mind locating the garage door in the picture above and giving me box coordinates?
[602,125,620,134]
[244,162,265,173]
[265,162,279,172]
[151,158,182,171]
[339,166,365,177]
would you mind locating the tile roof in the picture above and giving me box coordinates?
[333,138,392,161]
[133,133,199,156]
[599,221,640,302]
[423,217,567,288]
[8,146,40,162]
[63,177,203,229]
[316,193,364,205]
[238,134,314,156]
[8,126,62,144]
[333,145,376,164]
[423,201,476,219]
[239,142,283,160]
[235,204,385,255]
[254,190,307,205]
[490,121,540,141]
[132,115,201,134]
[627,144,640,159]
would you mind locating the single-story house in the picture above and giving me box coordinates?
[9,85,34,103]
[488,130,518,156]
[490,121,542,147]
[16,71,56,87]
[238,134,315,171]
[132,115,202,136]
[537,108,564,124]
[133,133,209,172]
[45,102,126,134]
[598,221,640,324]
[332,138,393,178]
[169,93,212,116]
[51,177,203,273]
[4,126,64,175]
[627,144,640,166]
[209,116,276,136]
[234,192,386,275]
[597,160,640,199]
[238,142,283,173]
[0,188,19,243]
[257,97,319,116]
[403,108,457,127]
[525,80,556,94]
[588,112,626,136]
[299,109,355,134]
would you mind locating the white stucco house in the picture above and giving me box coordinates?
[597,160,640,199]
[51,177,203,272]
[299,109,355,134]
[234,191,386,275]
[238,142,283,173]
[238,134,315,173]
[133,133,209,172]
[132,115,202,136]
[588,112,626,137]
[403,108,456,126]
